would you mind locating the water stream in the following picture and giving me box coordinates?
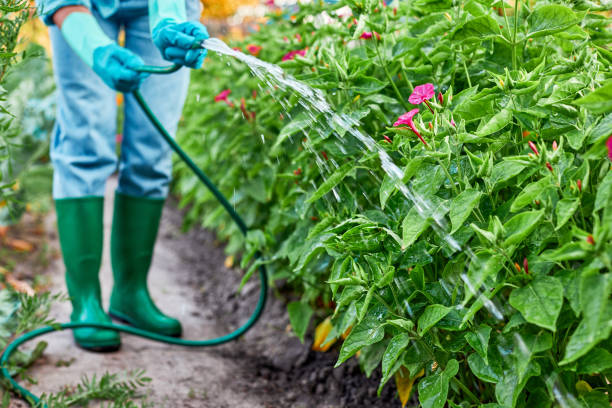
[201,37,579,406]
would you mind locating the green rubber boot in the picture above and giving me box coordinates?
[55,198,121,352]
[108,192,182,337]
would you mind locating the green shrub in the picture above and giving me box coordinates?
[175,1,612,406]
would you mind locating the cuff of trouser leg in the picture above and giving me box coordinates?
[114,191,166,203]
[54,196,105,203]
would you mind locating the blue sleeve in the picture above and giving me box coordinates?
[148,0,187,31]
[37,0,92,26]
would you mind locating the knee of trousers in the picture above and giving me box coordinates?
[51,123,119,199]
[117,149,173,198]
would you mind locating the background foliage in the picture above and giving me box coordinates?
[175,0,612,406]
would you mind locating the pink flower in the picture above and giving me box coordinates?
[438,92,443,105]
[409,83,435,105]
[115,133,123,144]
[360,31,380,40]
[246,44,262,56]
[607,136,612,161]
[295,33,302,42]
[282,49,307,61]
[215,89,231,102]
[265,0,274,6]
[451,119,456,127]
[393,109,428,147]
[215,89,233,107]
[393,109,419,127]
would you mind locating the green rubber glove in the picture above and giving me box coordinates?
[61,12,149,92]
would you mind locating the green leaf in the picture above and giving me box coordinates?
[287,302,313,343]
[542,242,588,262]
[555,198,580,230]
[490,161,528,188]
[510,177,552,212]
[379,174,396,210]
[562,272,612,364]
[360,342,387,378]
[307,162,354,203]
[467,352,501,383]
[495,361,541,408]
[450,189,482,233]
[402,206,429,249]
[576,347,612,374]
[272,115,311,151]
[387,318,415,332]
[509,276,564,331]
[392,37,419,59]
[352,76,387,95]
[381,333,410,385]
[594,171,612,212]
[412,265,425,291]
[502,210,545,247]
[476,107,513,137]
[527,5,582,38]
[417,359,459,408]
[574,79,612,115]
[464,252,504,303]
[465,325,492,365]
[336,305,388,366]
[452,15,501,41]
[418,304,452,336]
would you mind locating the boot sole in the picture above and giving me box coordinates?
[109,310,182,338]
[76,341,121,353]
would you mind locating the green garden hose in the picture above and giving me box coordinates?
[0,62,268,407]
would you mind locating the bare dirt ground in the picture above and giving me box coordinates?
[16,178,399,408]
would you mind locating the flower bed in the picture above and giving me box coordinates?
[175,1,612,406]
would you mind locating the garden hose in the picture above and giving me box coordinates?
[1,61,268,407]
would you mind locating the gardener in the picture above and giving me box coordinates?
[37,0,209,351]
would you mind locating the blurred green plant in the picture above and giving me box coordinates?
[0,43,54,226]
[0,0,32,210]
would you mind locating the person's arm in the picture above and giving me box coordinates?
[148,0,209,69]
[52,5,89,28]
[36,0,91,25]
[46,5,149,92]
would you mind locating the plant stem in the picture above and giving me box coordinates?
[437,158,459,195]
[451,377,481,405]
[512,0,520,70]
[373,293,403,318]
[374,42,410,111]
[461,53,472,88]
[400,62,414,92]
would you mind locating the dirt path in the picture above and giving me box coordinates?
[21,177,399,408]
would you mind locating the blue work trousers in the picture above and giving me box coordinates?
[49,0,200,199]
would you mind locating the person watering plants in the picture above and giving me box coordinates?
[36,0,209,352]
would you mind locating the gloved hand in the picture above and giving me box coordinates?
[92,44,149,92]
[61,12,149,92]
[152,19,209,69]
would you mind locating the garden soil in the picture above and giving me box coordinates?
[18,178,400,408]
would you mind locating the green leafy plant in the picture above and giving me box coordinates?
[0,0,32,205]
[175,0,612,406]
[38,370,152,408]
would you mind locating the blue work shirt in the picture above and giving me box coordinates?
[38,0,126,25]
